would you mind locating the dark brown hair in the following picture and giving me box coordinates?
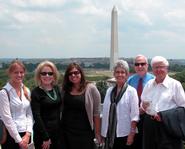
[62,62,88,92]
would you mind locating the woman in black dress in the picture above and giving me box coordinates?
[61,62,102,149]
[31,60,62,149]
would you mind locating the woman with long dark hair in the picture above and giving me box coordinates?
[61,62,102,149]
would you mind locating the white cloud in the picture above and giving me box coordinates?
[145,30,177,39]
[12,11,63,24]
[13,12,36,24]
[11,0,66,7]
[0,0,185,58]
[75,5,106,17]
[166,9,185,19]
[134,11,153,25]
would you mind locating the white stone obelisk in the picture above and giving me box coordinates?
[110,6,118,71]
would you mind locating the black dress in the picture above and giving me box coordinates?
[31,86,62,149]
[62,92,94,149]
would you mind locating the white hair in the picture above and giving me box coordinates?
[151,56,169,67]
[134,54,148,64]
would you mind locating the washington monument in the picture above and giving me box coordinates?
[110,6,118,71]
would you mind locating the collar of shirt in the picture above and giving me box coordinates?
[6,82,24,92]
[153,75,169,88]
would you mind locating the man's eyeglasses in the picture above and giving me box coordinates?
[135,63,147,67]
[69,71,80,76]
[40,72,54,76]
[152,66,167,70]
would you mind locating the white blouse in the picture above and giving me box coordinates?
[101,85,139,137]
[141,75,185,113]
[0,83,33,143]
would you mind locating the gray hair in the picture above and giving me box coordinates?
[113,60,129,74]
[134,54,148,64]
[151,56,169,67]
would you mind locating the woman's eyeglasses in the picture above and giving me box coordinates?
[135,63,146,67]
[68,71,80,76]
[40,72,54,76]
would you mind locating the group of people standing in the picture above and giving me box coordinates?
[0,54,185,149]
[0,59,101,149]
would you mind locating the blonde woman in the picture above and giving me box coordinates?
[0,59,33,149]
[31,61,62,149]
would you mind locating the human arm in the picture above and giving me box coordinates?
[0,89,23,143]
[21,107,32,145]
[93,116,102,144]
[174,81,185,107]
[127,88,139,145]
[140,80,152,112]
[23,88,33,144]
[127,121,137,145]
[31,89,50,141]
[86,84,102,143]
[101,87,112,138]
[90,84,102,143]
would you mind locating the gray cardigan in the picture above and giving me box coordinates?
[85,83,101,130]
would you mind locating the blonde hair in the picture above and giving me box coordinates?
[7,59,26,75]
[7,59,30,101]
[34,60,59,86]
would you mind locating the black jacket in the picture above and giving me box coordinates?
[159,107,185,140]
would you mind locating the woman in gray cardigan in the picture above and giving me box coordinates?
[61,62,102,149]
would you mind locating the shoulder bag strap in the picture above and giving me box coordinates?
[2,88,10,102]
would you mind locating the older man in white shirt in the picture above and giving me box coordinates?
[141,56,185,149]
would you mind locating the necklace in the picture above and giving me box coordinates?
[44,88,57,101]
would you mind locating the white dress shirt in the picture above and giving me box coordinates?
[141,75,185,114]
[0,83,33,143]
[101,85,139,137]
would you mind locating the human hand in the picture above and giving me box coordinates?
[142,101,150,111]
[142,100,158,116]
[152,113,162,122]
[19,140,28,149]
[42,139,51,149]
[126,132,135,146]
[139,107,145,114]
[95,133,103,144]
[22,132,30,144]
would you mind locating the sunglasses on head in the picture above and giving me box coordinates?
[135,63,146,66]
[68,71,80,76]
[40,72,54,76]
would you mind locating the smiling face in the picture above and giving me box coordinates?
[134,56,148,77]
[114,67,128,86]
[40,66,54,86]
[68,67,81,85]
[9,64,25,85]
[152,62,168,83]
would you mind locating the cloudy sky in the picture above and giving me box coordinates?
[0,0,185,59]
